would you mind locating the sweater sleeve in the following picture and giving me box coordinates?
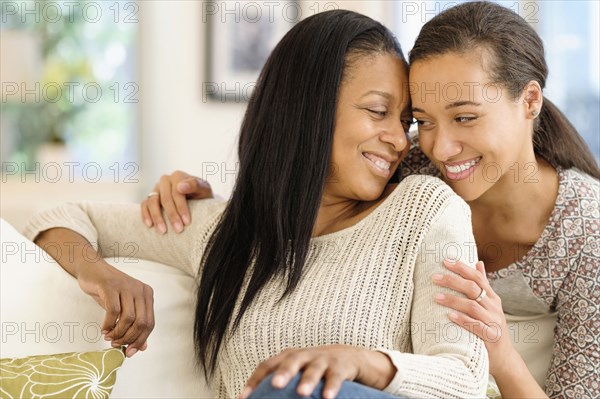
[22,199,226,278]
[378,195,489,398]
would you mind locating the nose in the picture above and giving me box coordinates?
[380,121,408,153]
[431,126,462,162]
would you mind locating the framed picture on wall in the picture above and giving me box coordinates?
[204,1,299,102]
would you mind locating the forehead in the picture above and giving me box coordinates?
[341,53,409,98]
[408,51,498,105]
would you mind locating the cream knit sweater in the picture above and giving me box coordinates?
[24,175,488,398]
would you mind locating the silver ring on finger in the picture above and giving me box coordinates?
[474,287,487,303]
[147,191,159,199]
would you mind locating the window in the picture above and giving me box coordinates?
[1,1,138,178]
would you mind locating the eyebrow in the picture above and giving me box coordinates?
[445,100,482,109]
[360,90,393,100]
[412,101,482,114]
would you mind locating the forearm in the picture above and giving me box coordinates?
[34,227,156,357]
[34,227,107,278]
[494,350,548,399]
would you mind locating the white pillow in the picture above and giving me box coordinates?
[0,218,213,398]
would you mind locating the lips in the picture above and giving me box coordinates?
[444,156,482,181]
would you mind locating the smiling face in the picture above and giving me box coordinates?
[325,52,412,202]
[409,50,540,202]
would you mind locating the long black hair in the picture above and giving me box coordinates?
[195,10,406,377]
[410,1,600,178]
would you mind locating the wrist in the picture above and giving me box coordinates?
[78,257,111,277]
[356,348,396,390]
[492,347,526,381]
[491,348,549,398]
[70,249,105,280]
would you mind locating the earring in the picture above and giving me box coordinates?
[531,110,539,117]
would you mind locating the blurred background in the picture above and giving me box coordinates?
[2,0,598,230]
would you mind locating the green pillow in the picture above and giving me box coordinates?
[0,348,125,398]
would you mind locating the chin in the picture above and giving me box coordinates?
[357,183,386,202]
[446,181,487,202]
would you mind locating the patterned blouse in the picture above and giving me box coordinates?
[398,138,600,399]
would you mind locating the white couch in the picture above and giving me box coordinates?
[0,218,214,398]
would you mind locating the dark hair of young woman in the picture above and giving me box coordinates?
[194,10,407,377]
[410,1,600,179]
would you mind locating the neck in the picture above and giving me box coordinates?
[313,194,366,237]
[469,156,559,222]
[313,184,397,237]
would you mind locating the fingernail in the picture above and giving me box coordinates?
[144,218,152,227]
[324,389,335,399]
[173,222,183,233]
[432,273,443,281]
[435,293,445,301]
[298,384,312,396]
[272,374,288,388]
[158,223,166,234]
[182,214,190,225]
[127,348,138,357]
[445,258,457,265]
[239,386,252,399]
[179,182,190,191]
[448,311,458,319]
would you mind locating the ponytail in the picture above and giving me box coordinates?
[534,97,600,179]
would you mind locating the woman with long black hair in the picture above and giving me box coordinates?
[25,9,487,399]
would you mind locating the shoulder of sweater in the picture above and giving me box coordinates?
[397,174,463,206]
[392,174,470,225]
[187,198,227,213]
[186,199,227,227]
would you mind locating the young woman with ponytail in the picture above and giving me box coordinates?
[144,2,599,398]
[406,3,599,398]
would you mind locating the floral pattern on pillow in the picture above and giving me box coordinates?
[0,348,125,399]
